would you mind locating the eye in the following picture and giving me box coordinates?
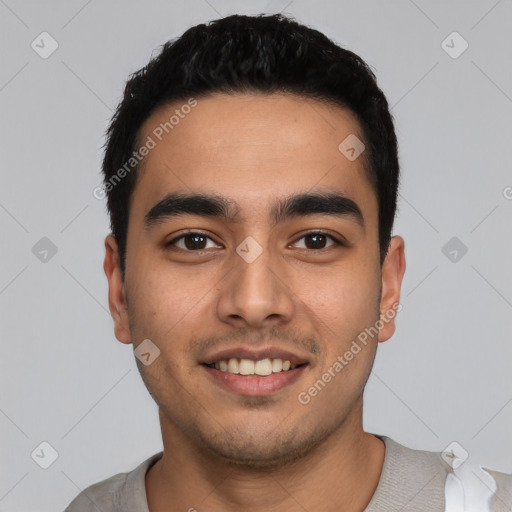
[292,231,344,250]
[165,231,222,251]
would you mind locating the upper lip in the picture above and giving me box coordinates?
[201,347,310,366]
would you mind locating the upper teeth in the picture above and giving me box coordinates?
[210,358,297,376]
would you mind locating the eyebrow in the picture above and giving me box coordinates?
[144,191,365,231]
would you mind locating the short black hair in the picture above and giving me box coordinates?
[101,13,400,277]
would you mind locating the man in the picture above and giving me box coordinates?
[65,13,511,512]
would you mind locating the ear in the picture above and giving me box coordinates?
[378,235,406,343]
[103,234,132,344]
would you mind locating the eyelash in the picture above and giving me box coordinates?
[165,230,345,251]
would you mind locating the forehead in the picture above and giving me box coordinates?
[131,92,377,226]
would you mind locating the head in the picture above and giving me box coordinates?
[103,14,405,469]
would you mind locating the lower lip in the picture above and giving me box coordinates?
[202,364,307,396]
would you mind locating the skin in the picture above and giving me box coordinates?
[104,92,406,511]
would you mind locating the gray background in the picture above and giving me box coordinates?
[0,0,511,510]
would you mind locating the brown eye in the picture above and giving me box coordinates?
[166,232,221,251]
[293,232,343,250]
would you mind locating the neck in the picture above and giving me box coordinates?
[146,399,385,512]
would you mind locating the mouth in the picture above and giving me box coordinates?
[203,357,306,376]
[201,351,310,396]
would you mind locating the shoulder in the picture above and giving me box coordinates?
[64,472,127,512]
[368,436,450,510]
[376,435,512,512]
[63,452,163,512]
[449,462,512,512]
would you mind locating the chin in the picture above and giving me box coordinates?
[196,421,336,471]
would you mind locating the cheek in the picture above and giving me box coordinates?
[126,268,193,339]
[301,257,379,315]
[298,279,380,407]
[297,259,380,359]
[127,264,220,367]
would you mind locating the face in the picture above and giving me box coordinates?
[104,92,405,468]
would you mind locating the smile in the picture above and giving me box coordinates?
[202,359,309,396]
[204,357,304,376]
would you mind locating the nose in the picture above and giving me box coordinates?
[216,242,295,329]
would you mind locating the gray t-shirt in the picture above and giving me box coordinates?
[64,435,512,511]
